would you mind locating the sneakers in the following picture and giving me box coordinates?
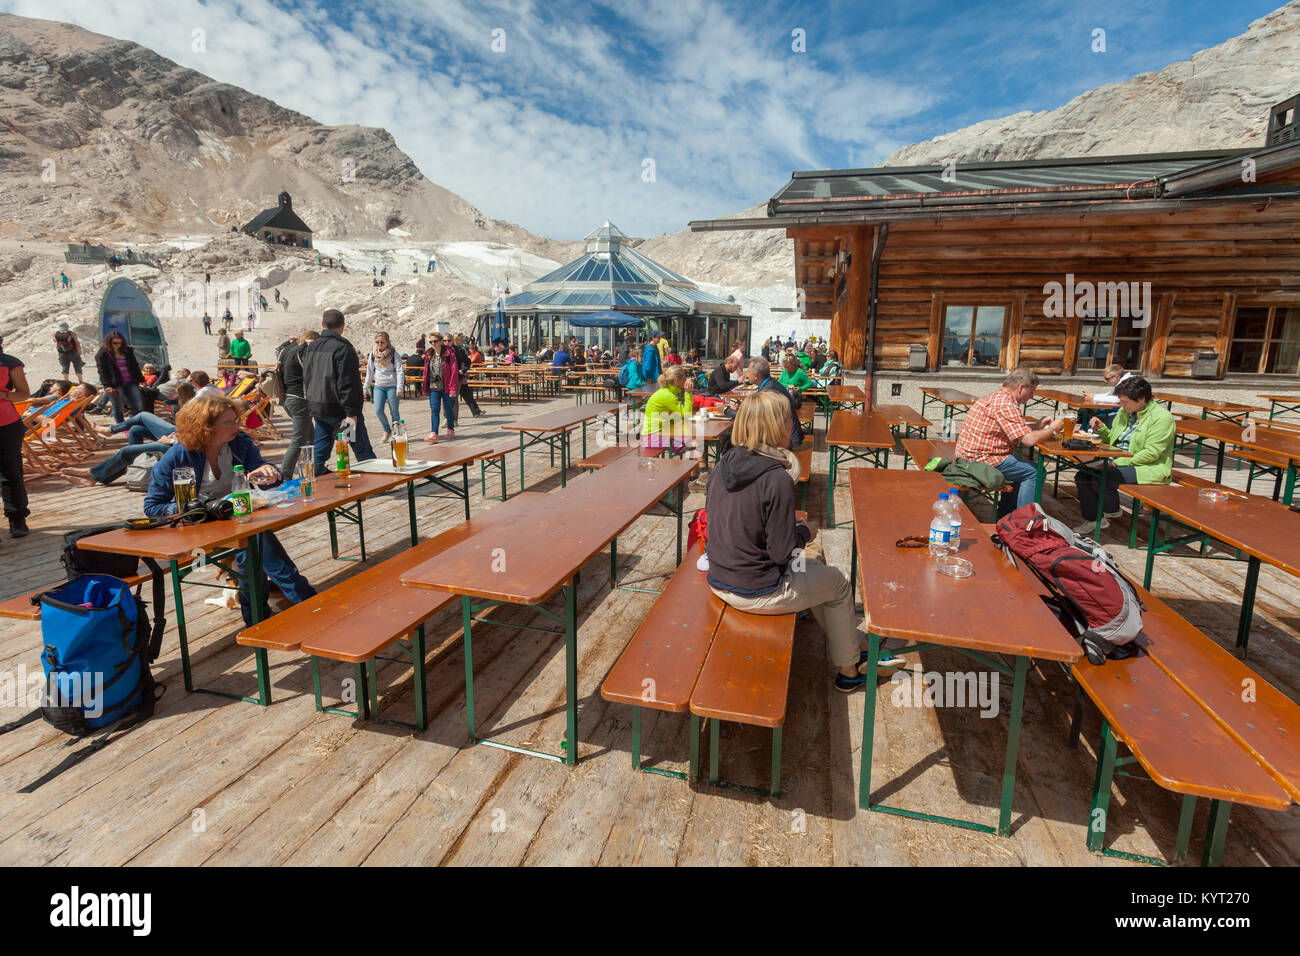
[858,649,904,672]
[445,429,454,440]
[424,433,439,444]
[1073,517,1109,535]
[8,518,29,538]
[835,673,871,693]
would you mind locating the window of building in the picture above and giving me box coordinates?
[1076,310,1146,371]
[942,305,1005,367]
[1229,306,1300,374]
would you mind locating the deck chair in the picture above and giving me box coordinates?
[240,395,282,441]
[22,396,92,475]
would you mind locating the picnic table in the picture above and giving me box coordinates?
[1155,393,1265,466]
[826,410,894,527]
[1122,482,1300,653]
[400,453,699,765]
[918,387,975,432]
[1260,393,1300,420]
[1173,418,1300,504]
[849,468,1082,835]
[1032,389,1092,415]
[875,403,931,439]
[821,384,865,430]
[75,464,458,707]
[500,402,621,489]
[1033,437,1130,540]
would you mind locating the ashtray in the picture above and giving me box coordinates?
[936,555,974,578]
[1198,488,1230,503]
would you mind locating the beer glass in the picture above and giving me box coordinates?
[1062,417,1075,441]
[391,433,408,469]
[298,460,316,502]
[173,467,197,513]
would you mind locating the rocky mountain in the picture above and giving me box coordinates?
[883,2,1300,165]
[0,13,576,260]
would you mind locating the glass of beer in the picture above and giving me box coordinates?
[173,467,196,513]
[1063,417,1075,441]
[391,433,408,469]
[298,460,315,502]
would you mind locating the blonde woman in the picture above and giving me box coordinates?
[704,389,876,693]
[364,330,401,441]
[642,364,693,456]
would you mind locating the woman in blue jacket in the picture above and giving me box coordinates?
[145,394,315,625]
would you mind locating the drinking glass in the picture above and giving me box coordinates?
[1062,418,1075,441]
[298,460,316,503]
[173,467,196,513]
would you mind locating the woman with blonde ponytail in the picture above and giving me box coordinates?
[642,363,693,456]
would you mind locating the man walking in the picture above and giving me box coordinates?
[229,330,253,368]
[53,321,84,383]
[202,311,212,335]
[300,309,376,472]
[451,333,483,418]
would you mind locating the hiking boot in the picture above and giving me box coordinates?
[8,518,29,538]
[834,672,870,693]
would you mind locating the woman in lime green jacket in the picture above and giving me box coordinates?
[643,365,694,456]
[1073,375,1175,533]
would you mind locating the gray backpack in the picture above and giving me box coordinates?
[124,453,162,493]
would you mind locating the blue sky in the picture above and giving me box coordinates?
[0,0,1285,238]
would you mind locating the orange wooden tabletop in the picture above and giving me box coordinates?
[848,468,1082,662]
[402,454,699,604]
[499,402,621,434]
[875,403,930,427]
[1174,418,1300,463]
[826,410,894,449]
[1120,483,1300,576]
[1034,388,1091,407]
[1155,393,1264,414]
[1259,393,1300,402]
[77,471,406,562]
[1038,439,1129,460]
[919,387,975,405]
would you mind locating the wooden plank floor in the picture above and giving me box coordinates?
[0,387,1296,866]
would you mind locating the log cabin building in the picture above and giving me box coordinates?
[691,103,1300,384]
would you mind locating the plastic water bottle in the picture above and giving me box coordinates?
[929,493,952,556]
[231,465,252,522]
[947,488,963,553]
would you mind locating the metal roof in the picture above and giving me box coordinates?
[491,221,741,316]
[769,150,1253,215]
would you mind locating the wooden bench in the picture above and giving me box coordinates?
[1124,469,1236,549]
[899,437,1011,507]
[0,561,187,622]
[1227,448,1290,500]
[601,519,805,795]
[563,383,615,405]
[1000,544,1296,865]
[794,445,812,510]
[236,495,539,731]
[470,439,522,500]
[574,443,665,470]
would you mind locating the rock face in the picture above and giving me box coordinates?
[884,3,1300,166]
[0,13,570,258]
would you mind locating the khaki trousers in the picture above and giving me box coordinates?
[710,557,858,668]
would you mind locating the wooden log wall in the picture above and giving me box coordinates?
[791,198,1300,377]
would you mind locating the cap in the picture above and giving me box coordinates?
[57,321,69,330]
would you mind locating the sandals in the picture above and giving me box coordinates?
[423,433,438,444]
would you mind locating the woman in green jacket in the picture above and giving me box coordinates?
[778,354,815,391]
[1073,375,1175,534]
[642,364,694,456]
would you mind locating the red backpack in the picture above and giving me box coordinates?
[992,503,1145,664]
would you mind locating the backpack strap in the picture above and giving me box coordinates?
[141,557,166,663]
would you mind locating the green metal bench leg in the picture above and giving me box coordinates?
[462,596,476,742]
[1173,794,1196,865]
[770,726,783,798]
[412,625,427,732]
[1235,556,1261,654]
[1143,508,1161,590]
[1202,799,1231,867]
[1128,501,1141,550]
[310,656,323,712]
[631,706,641,771]
[355,662,371,720]
[610,536,618,585]
[327,511,339,559]
[997,655,1028,836]
[366,658,379,718]
[689,713,700,782]
[1087,721,1118,853]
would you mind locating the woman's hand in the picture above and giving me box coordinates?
[1090,417,1104,432]
[247,464,280,486]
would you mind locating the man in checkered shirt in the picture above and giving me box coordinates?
[956,368,1064,517]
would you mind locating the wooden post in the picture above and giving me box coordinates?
[1215,292,1236,378]
[841,226,871,369]
[1145,292,1175,376]
[927,292,944,371]
[1005,293,1026,370]
[1062,313,1082,375]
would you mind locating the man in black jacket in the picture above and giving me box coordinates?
[278,330,316,475]
[451,333,482,418]
[300,310,376,472]
[707,356,740,396]
[745,358,802,450]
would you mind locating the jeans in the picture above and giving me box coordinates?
[107,382,144,424]
[235,531,316,627]
[312,414,376,473]
[0,420,28,521]
[90,442,170,484]
[1076,464,1138,519]
[710,559,858,668]
[111,412,172,441]
[280,395,314,475]
[372,386,399,435]
[428,390,456,434]
[995,453,1040,517]
[459,380,482,416]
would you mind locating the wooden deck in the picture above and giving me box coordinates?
[0,390,1296,866]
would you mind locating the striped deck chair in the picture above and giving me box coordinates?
[240,394,282,441]
[21,396,93,475]
[228,376,258,400]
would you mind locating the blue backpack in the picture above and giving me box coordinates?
[617,362,633,387]
[38,574,159,735]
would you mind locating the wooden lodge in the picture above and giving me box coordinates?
[691,118,1300,384]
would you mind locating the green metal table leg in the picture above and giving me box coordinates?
[1173,793,1196,864]
[407,481,418,546]
[1034,453,1046,504]
[1284,462,1297,506]
[1087,721,1118,853]
[676,481,684,566]
[857,632,881,810]
[1214,442,1226,484]
[770,726,783,798]
[310,656,323,711]
[461,463,470,520]
[1143,508,1161,589]
[366,658,379,718]
[355,662,370,720]
[709,718,720,786]
[610,536,617,585]
[412,624,427,732]
[849,523,857,606]
[631,706,641,771]
[247,534,272,706]
[1195,408,1206,468]
[1202,799,1231,867]
[1094,459,1109,540]
[357,500,366,561]
[1235,556,1261,654]
[997,655,1029,836]
[827,444,837,527]
[689,713,700,782]
[169,558,194,693]
[327,510,339,559]
[563,581,578,765]
[462,596,476,743]
[1128,501,1141,550]
[519,431,527,490]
